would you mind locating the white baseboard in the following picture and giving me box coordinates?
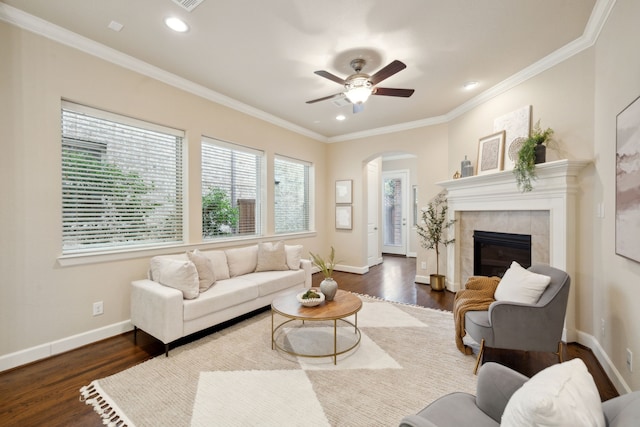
[0,320,132,372]
[575,330,631,394]
[415,274,429,284]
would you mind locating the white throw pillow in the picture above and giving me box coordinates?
[187,249,216,292]
[285,244,303,271]
[255,241,289,272]
[202,250,230,281]
[502,359,605,427]
[494,261,551,304]
[225,245,258,277]
[149,257,199,299]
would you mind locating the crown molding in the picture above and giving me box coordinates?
[0,3,328,143]
[1,0,615,143]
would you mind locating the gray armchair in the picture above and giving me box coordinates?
[399,362,640,427]
[465,264,570,374]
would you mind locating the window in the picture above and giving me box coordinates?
[274,155,311,233]
[61,102,184,254]
[201,137,263,239]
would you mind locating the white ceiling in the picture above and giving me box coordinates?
[1,0,601,141]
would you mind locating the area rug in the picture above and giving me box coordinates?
[80,295,477,426]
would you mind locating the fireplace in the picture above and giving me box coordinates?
[473,230,531,277]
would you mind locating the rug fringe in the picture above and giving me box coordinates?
[80,381,134,427]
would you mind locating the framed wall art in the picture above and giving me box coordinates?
[335,205,352,230]
[494,105,532,170]
[335,179,352,204]
[476,130,505,175]
[616,95,640,263]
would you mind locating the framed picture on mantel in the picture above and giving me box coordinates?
[615,95,640,263]
[476,131,505,175]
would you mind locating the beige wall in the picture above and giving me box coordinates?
[592,0,640,391]
[2,0,639,391]
[0,22,326,360]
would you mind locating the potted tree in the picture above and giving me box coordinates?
[415,191,455,291]
[513,120,554,192]
[309,246,339,301]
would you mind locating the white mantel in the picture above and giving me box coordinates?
[439,159,590,342]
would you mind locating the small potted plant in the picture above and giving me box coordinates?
[309,246,339,301]
[415,191,455,291]
[513,120,554,192]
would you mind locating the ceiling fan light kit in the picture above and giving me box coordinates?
[307,58,414,113]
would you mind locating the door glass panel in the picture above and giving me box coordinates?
[383,177,403,246]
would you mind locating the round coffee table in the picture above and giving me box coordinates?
[271,288,362,364]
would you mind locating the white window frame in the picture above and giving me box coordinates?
[60,101,185,256]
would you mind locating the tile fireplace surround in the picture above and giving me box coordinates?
[439,159,589,341]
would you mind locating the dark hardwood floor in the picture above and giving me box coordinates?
[0,255,618,426]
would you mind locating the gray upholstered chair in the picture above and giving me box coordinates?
[399,362,640,427]
[465,264,570,374]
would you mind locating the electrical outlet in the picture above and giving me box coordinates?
[601,318,606,337]
[421,262,427,270]
[627,348,633,372]
[93,301,104,316]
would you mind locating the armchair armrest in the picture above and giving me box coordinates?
[475,362,528,422]
[131,279,184,344]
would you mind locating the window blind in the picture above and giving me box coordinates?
[274,155,311,233]
[61,103,184,254]
[201,137,262,238]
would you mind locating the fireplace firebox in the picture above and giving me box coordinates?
[473,230,531,277]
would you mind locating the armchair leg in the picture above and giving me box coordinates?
[474,339,485,375]
[557,341,564,363]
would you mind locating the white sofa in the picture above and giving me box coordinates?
[131,242,311,355]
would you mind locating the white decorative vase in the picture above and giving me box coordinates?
[320,278,338,301]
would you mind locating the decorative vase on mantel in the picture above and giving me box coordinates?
[320,278,338,301]
[534,142,546,164]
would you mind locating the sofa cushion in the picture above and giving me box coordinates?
[225,245,258,277]
[285,244,303,271]
[256,241,289,272]
[183,278,260,321]
[494,261,551,304]
[149,257,199,300]
[501,358,605,427]
[187,249,216,292]
[246,270,307,297]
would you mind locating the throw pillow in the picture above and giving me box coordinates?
[285,244,303,270]
[187,249,216,292]
[149,257,199,299]
[203,250,230,281]
[225,245,259,277]
[501,358,605,427]
[256,241,289,272]
[494,261,551,304]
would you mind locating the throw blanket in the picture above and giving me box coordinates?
[454,276,501,354]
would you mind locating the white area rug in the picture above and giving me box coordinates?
[80,296,477,426]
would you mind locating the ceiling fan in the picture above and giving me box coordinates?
[306,59,415,113]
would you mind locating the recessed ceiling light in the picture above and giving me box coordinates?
[165,17,189,33]
[336,115,346,121]
[463,81,479,90]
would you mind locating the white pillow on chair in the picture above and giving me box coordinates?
[502,358,605,427]
[494,261,551,304]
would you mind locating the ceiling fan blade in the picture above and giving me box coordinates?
[373,87,415,97]
[314,70,346,85]
[353,103,364,114]
[369,60,406,85]
[306,92,345,104]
